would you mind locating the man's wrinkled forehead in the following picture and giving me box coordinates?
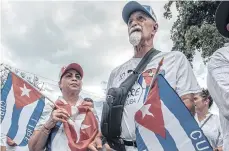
[128,11,153,23]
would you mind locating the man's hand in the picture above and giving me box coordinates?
[88,135,102,151]
[103,143,112,151]
[88,135,112,151]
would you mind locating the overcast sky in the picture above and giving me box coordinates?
[1,0,208,102]
[0,3,219,150]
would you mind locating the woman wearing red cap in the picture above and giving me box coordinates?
[28,63,103,151]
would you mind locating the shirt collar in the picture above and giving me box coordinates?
[195,112,212,123]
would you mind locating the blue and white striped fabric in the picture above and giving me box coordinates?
[1,72,45,146]
[135,74,213,151]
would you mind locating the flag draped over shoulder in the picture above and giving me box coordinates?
[135,74,213,151]
[1,72,45,146]
[56,100,98,151]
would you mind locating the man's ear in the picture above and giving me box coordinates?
[152,23,158,36]
[207,98,210,103]
[227,23,229,31]
[204,98,210,105]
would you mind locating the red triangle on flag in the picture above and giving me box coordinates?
[135,80,166,138]
[12,73,42,109]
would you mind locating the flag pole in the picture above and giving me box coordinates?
[145,57,164,98]
[2,64,56,106]
[1,64,74,122]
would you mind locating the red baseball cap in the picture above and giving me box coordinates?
[59,63,84,80]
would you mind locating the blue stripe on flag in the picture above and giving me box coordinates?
[136,126,149,151]
[155,129,178,151]
[1,72,12,123]
[157,75,212,151]
[138,75,143,86]
[7,104,23,139]
[19,98,45,146]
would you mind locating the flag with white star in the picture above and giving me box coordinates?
[134,74,213,151]
[50,99,99,151]
[1,72,45,146]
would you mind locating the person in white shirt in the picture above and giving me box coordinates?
[194,89,223,151]
[103,1,201,150]
[207,1,229,151]
[28,63,102,151]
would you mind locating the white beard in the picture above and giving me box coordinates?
[129,31,142,46]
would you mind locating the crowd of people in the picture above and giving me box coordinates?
[1,1,228,151]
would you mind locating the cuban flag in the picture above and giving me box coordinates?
[46,99,99,151]
[1,72,45,146]
[135,74,213,151]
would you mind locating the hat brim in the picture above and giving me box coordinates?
[122,1,154,24]
[215,1,229,38]
[62,63,84,78]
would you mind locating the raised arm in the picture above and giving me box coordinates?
[28,107,69,151]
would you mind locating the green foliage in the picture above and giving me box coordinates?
[164,1,229,63]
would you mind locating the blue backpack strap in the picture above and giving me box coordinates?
[45,121,62,151]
